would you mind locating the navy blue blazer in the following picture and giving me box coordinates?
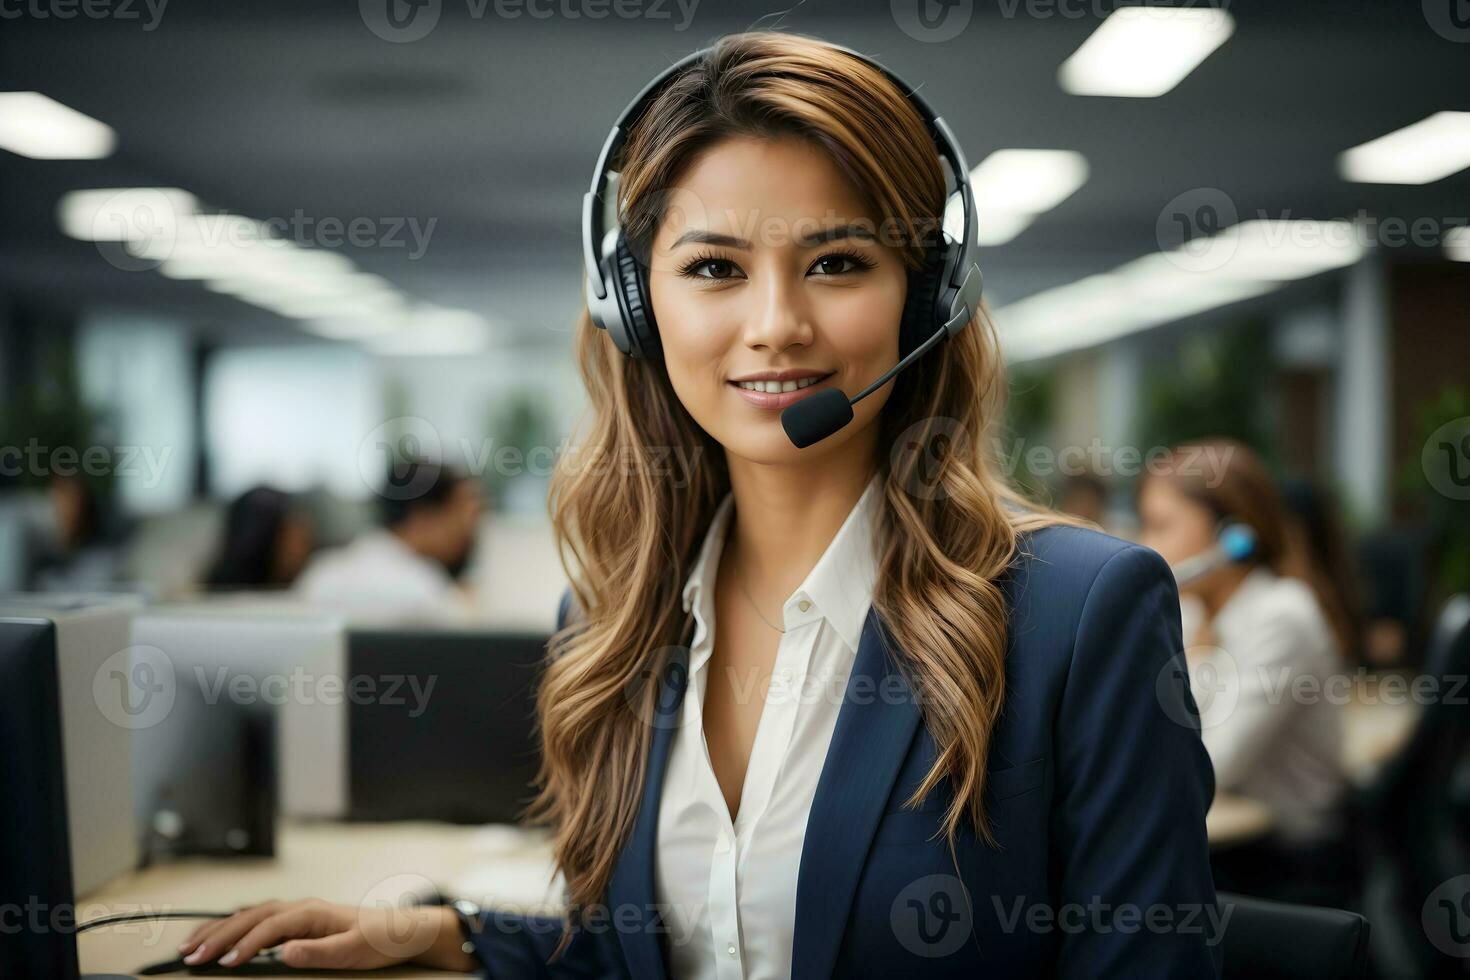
[469,525,1222,978]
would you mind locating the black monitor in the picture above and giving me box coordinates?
[0,618,81,978]
[347,629,546,824]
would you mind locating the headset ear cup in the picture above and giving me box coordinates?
[900,248,949,359]
[613,235,659,359]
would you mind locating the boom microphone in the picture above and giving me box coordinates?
[1170,523,1257,587]
[780,325,948,449]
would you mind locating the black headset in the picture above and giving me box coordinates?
[581,41,983,368]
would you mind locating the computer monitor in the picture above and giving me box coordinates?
[0,615,142,980]
[347,628,546,824]
[129,604,348,858]
[0,617,81,978]
[0,595,140,897]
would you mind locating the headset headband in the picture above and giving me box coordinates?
[581,42,978,302]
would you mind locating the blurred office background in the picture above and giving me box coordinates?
[2,1,1469,976]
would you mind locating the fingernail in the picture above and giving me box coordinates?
[183,949,203,965]
[220,950,239,966]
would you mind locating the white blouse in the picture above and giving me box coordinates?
[654,475,882,980]
[1185,566,1346,843]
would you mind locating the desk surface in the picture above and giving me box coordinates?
[1205,793,1274,848]
[79,821,558,979]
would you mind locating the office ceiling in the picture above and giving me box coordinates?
[1,0,1466,346]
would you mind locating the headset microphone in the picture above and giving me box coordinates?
[780,324,948,449]
[1171,522,1257,587]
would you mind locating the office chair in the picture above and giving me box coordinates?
[1357,595,1470,977]
[1218,892,1371,979]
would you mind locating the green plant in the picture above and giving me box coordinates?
[1400,384,1470,598]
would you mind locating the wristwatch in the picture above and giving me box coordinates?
[448,898,483,956]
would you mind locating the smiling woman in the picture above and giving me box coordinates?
[173,30,1221,979]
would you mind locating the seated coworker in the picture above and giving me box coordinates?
[203,485,313,590]
[295,461,482,622]
[178,33,1220,977]
[1139,441,1347,854]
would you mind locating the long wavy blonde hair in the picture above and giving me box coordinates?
[527,30,1064,959]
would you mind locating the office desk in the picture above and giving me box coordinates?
[1343,690,1419,785]
[1206,793,1274,848]
[81,799,1280,976]
[79,821,557,979]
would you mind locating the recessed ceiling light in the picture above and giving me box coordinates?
[1446,226,1470,262]
[970,149,1090,214]
[366,309,491,356]
[1338,112,1470,185]
[58,187,197,242]
[975,210,1036,247]
[964,149,1089,246]
[0,92,115,159]
[997,219,1361,361]
[1059,6,1235,98]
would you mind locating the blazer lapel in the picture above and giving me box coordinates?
[605,644,688,980]
[791,609,925,980]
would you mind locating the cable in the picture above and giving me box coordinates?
[75,910,230,933]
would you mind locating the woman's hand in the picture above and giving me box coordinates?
[177,898,478,972]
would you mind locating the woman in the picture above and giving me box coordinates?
[178,33,1220,977]
[1137,440,1347,888]
[202,485,313,590]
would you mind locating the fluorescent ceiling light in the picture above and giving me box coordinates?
[58,187,197,242]
[1447,226,1470,262]
[302,318,403,340]
[1338,112,1470,185]
[0,92,115,159]
[1208,220,1363,279]
[975,210,1036,246]
[970,149,1090,215]
[366,309,491,356]
[1059,6,1235,98]
[964,149,1089,246]
[997,218,1359,362]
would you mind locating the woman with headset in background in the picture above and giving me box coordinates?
[177,32,1221,977]
[1138,439,1350,906]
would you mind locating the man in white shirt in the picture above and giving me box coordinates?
[295,461,483,623]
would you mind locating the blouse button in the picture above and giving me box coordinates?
[798,599,811,612]
[727,943,737,956]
